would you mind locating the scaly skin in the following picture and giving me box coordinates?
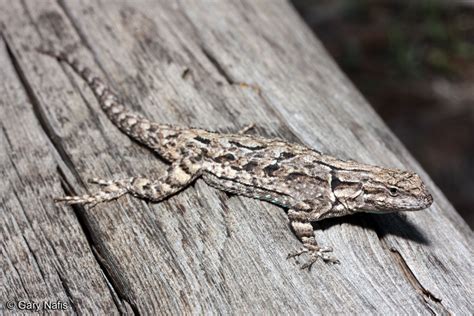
[39,47,433,269]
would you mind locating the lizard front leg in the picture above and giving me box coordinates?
[55,161,200,206]
[287,209,340,269]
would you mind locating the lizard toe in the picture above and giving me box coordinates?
[287,247,308,259]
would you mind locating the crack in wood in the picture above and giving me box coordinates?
[389,248,446,309]
[57,170,138,315]
[0,125,14,149]
[368,213,449,314]
[53,266,78,314]
[4,37,84,186]
[4,34,128,314]
[21,234,46,281]
[376,232,450,314]
[9,260,31,300]
[199,45,234,85]
[91,247,139,316]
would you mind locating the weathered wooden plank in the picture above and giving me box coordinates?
[0,0,472,314]
[0,38,123,313]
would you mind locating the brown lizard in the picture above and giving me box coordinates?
[39,48,433,269]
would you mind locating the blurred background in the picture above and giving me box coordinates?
[291,0,474,228]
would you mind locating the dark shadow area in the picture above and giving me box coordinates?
[314,212,430,245]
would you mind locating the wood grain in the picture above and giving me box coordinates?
[0,0,472,314]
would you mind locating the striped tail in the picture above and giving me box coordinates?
[37,47,158,145]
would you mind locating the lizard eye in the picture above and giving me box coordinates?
[389,187,399,196]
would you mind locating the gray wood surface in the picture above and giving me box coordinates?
[0,0,472,314]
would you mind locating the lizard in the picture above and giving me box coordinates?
[38,47,433,269]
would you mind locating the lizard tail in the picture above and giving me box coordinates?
[37,47,156,143]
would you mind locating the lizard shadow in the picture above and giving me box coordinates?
[312,212,430,245]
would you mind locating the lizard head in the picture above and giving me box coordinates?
[332,168,433,213]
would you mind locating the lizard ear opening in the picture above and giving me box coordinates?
[330,177,343,191]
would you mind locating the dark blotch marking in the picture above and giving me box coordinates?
[194,136,211,145]
[179,163,191,174]
[243,160,259,172]
[165,133,179,139]
[263,163,280,177]
[278,152,296,160]
[286,172,306,181]
[229,140,266,150]
[214,153,236,162]
[190,156,202,163]
[230,166,241,171]
[330,176,343,191]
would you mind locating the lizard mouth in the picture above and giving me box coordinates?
[406,188,433,211]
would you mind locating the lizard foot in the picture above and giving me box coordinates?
[287,244,340,269]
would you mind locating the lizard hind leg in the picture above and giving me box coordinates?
[287,210,340,269]
[55,161,201,207]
